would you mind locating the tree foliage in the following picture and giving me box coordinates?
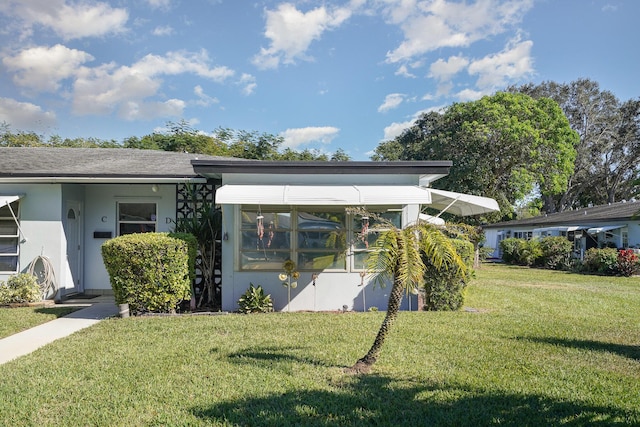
[510,78,640,212]
[373,92,578,221]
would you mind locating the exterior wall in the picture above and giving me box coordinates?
[219,173,423,312]
[83,183,177,293]
[0,184,66,291]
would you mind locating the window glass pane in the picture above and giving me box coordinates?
[241,250,290,270]
[0,257,18,272]
[0,238,18,254]
[353,251,371,270]
[240,230,290,250]
[119,203,156,221]
[298,251,346,270]
[119,223,156,235]
[241,211,290,229]
[0,220,18,235]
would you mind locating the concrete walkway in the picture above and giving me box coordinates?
[0,297,119,365]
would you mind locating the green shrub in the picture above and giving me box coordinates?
[101,233,191,314]
[582,248,619,275]
[520,239,542,267]
[167,232,198,282]
[538,236,573,270]
[422,238,474,311]
[0,273,41,304]
[500,237,526,265]
[238,283,273,314]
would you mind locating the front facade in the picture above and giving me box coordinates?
[1,148,498,311]
[483,200,640,259]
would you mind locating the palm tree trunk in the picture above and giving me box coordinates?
[348,274,405,373]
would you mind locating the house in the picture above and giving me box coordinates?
[1,147,498,311]
[482,200,640,259]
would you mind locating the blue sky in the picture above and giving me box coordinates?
[0,0,638,160]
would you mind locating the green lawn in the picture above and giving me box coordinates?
[0,264,638,426]
[0,306,80,339]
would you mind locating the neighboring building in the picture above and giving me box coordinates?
[1,147,498,311]
[483,200,640,259]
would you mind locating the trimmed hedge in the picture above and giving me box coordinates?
[101,233,191,314]
[422,238,474,311]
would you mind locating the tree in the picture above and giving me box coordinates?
[347,218,464,374]
[510,79,640,211]
[373,93,578,221]
[124,120,229,156]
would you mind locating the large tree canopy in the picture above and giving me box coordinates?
[373,92,579,220]
[510,79,640,212]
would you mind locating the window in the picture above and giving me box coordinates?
[238,207,403,272]
[351,211,401,271]
[117,202,157,236]
[0,200,19,272]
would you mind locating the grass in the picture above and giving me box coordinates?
[0,264,638,426]
[0,305,80,339]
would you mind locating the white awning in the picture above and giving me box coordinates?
[215,185,432,206]
[216,185,499,217]
[587,225,624,234]
[427,188,500,217]
[533,226,586,233]
[418,213,445,225]
[0,195,22,207]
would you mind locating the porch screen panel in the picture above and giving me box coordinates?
[118,202,157,235]
[296,210,346,271]
[0,201,19,272]
[240,209,291,270]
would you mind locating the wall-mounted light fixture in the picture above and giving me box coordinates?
[151,184,159,193]
[223,232,229,241]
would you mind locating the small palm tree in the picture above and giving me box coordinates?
[347,221,465,374]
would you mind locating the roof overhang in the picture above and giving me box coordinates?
[0,177,207,184]
[192,160,452,185]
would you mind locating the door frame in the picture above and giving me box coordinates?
[64,200,84,294]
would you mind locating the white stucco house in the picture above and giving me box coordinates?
[483,200,640,260]
[1,147,498,312]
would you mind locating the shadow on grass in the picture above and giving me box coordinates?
[33,306,79,318]
[191,374,634,426]
[226,345,333,367]
[521,336,640,362]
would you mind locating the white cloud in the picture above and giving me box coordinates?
[455,88,486,102]
[72,50,235,118]
[383,0,533,63]
[467,38,533,89]
[0,97,56,130]
[429,55,469,81]
[378,93,405,113]
[383,119,414,141]
[253,3,354,69]
[119,99,185,121]
[146,0,172,9]
[3,44,94,93]
[152,25,174,36]
[239,73,257,96]
[1,0,128,40]
[193,85,219,107]
[394,64,416,78]
[280,126,340,149]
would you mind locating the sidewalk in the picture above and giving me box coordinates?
[0,297,119,365]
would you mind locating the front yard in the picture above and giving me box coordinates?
[0,264,638,426]
[0,306,79,339]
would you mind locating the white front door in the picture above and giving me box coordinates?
[65,201,83,294]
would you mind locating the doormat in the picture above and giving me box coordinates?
[66,294,100,300]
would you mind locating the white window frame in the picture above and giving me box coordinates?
[0,200,20,273]
[117,201,158,236]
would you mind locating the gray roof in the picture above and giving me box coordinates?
[484,200,640,229]
[0,147,228,179]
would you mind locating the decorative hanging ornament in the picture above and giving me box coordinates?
[361,216,369,248]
